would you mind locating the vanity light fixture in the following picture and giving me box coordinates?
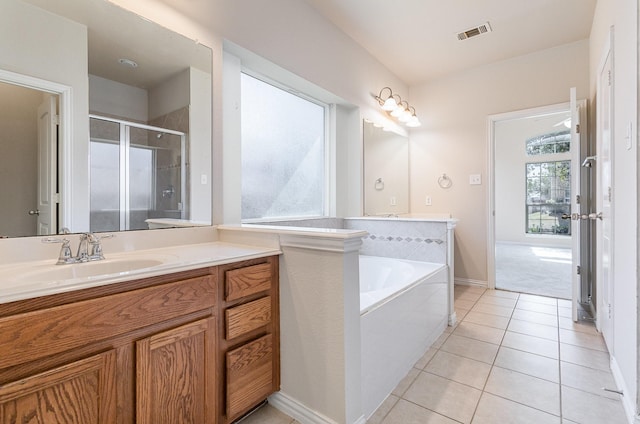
[374,87,421,127]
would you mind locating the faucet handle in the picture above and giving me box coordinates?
[42,237,73,264]
[89,233,115,260]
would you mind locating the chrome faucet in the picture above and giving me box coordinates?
[42,232,114,265]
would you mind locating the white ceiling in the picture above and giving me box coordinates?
[302,0,597,86]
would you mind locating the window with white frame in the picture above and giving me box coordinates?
[240,73,327,220]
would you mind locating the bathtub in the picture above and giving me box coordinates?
[359,255,448,419]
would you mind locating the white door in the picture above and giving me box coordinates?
[36,95,58,235]
[597,40,614,347]
[569,88,581,322]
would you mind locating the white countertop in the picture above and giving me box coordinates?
[0,241,281,304]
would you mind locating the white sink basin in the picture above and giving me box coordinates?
[5,255,177,285]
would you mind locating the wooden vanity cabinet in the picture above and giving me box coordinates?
[217,256,280,423]
[0,256,279,424]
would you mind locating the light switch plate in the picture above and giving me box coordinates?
[469,174,482,185]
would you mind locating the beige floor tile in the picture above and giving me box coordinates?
[471,302,514,318]
[512,309,558,327]
[559,329,608,352]
[424,350,491,389]
[482,289,520,299]
[239,404,295,424]
[455,285,486,294]
[501,331,559,359]
[472,392,561,424]
[431,332,450,349]
[560,361,620,400]
[508,318,559,341]
[516,300,558,316]
[561,386,628,424]
[560,343,610,372]
[463,310,510,330]
[484,367,560,416]
[557,299,572,308]
[476,295,518,308]
[519,293,558,305]
[455,307,470,321]
[367,394,399,424]
[381,399,458,424]
[403,372,482,424]
[440,334,500,364]
[456,292,484,302]
[455,299,477,310]
[495,346,560,382]
[558,317,598,335]
[391,367,420,397]
[414,348,438,369]
[558,306,572,318]
[453,321,505,345]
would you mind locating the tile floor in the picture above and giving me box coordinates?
[240,285,628,424]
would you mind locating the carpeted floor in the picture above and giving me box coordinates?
[495,242,572,299]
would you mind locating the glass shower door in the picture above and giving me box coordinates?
[90,116,186,232]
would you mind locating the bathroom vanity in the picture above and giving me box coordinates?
[0,246,279,424]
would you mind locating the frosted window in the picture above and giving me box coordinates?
[241,74,326,220]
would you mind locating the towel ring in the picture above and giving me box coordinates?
[374,178,384,190]
[438,174,452,189]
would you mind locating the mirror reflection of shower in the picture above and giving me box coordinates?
[89,116,187,232]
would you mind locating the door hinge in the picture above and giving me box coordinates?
[577,265,581,275]
[608,70,612,86]
[576,194,581,205]
[608,186,612,202]
[53,193,61,203]
[53,114,60,125]
[576,123,580,134]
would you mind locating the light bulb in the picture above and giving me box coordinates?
[399,108,412,122]
[406,115,421,127]
[382,97,397,111]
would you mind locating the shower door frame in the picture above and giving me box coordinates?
[90,114,187,231]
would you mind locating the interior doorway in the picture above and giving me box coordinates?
[492,107,573,299]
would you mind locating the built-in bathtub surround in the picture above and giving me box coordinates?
[254,216,458,327]
[359,255,447,419]
[344,217,448,263]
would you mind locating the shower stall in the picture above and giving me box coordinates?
[89,115,187,232]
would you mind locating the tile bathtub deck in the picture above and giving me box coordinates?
[241,286,628,424]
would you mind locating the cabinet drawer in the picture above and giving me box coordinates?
[225,296,271,340]
[226,334,273,420]
[225,263,272,302]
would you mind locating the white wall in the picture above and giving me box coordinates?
[189,67,213,222]
[408,40,590,284]
[148,69,189,121]
[1,0,89,231]
[89,74,148,122]
[495,114,572,247]
[590,0,639,421]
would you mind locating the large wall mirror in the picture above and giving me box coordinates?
[0,0,212,238]
[363,120,409,215]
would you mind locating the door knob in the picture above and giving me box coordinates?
[28,210,40,216]
[588,212,603,220]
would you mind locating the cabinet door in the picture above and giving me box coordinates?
[0,350,116,423]
[137,317,216,424]
[226,334,273,421]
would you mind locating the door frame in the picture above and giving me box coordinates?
[0,69,72,232]
[487,101,588,291]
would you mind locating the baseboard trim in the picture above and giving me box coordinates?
[610,355,636,424]
[454,278,488,288]
[268,392,366,424]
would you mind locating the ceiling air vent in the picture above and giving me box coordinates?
[457,22,492,41]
